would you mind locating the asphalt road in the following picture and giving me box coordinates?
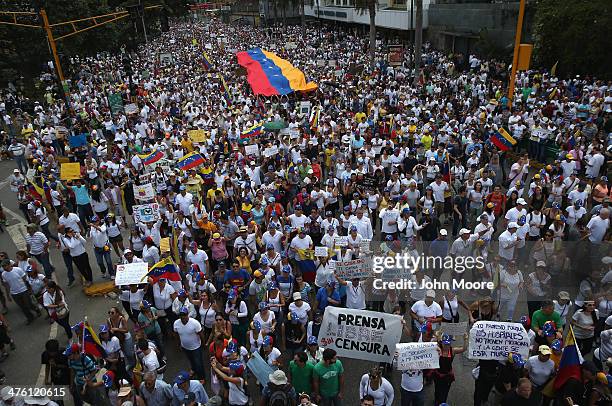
[0,157,542,406]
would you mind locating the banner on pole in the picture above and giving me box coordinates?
[318,307,402,362]
[133,203,160,223]
[395,342,440,370]
[468,321,530,360]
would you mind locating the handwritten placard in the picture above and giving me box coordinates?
[395,342,440,370]
[115,262,149,286]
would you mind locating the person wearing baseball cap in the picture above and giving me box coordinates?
[497,221,520,263]
[524,346,555,388]
[172,371,209,405]
[526,261,551,318]
[410,290,442,341]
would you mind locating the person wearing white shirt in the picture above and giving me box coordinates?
[498,222,520,262]
[88,217,114,279]
[565,202,587,227]
[349,209,373,239]
[173,307,206,379]
[174,188,194,216]
[185,243,210,275]
[587,208,610,242]
[585,148,605,178]
[337,276,366,310]
[61,228,93,284]
[379,204,400,237]
[59,209,83,234]
[504,199,527,225]
[410,290,443,333]
[359,369,395,406]
[262,225,283,253]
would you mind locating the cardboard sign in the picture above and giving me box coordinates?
[60,163,81,180]
[263,145,279,158]
[115,262,149,286]
[359,239,371,254]
[139,173,152,185]
[440,322,468,337]
[334,258,373,279]
[244,144,260,156]
[160,237,170,253]
[395,342,440,370]
[532,128,551,139]
[188,129,207,143]
[388,45,405,67]
[133,183,155,201]
[468,321,530,361]
[133,203,160,223]
[319,307,403,362]
[124,103,139,115]
[314,246,328,257]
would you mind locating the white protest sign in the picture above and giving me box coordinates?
[314,246,328,257]
[244,144,260,156]
[263,145,279,157]
[124,103,139,115]
[133,203,160,223]
[115,262,149,286]
[395,342,440,370]
[319,307,402,362]
[333,236,348,247]
[359,239,371,254]
[468,321,530,361]
[334,258,373,279]
[440,322,468,337]
[133,183,155,201]
[532,128,551,139]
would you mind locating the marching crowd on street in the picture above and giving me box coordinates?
[1,15,612,406]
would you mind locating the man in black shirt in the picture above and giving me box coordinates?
[501,378,542,406]
[490,353,525,405]
[41,339,70,405]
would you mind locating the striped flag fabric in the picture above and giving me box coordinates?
[138,150,164,166]
[240,123,264,143]
[203,51,213,70]
[218,74,232,106]
[553,325,583,390]
[177,152,205,171]
[310,107,320,133]
[74,321,106,359]
[490,127,517,151]
[142,257,182,283]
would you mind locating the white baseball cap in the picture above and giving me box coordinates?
[517,198,527,205]
[439,229,448,236]
[508,222,519,229]
[459,228,471,235]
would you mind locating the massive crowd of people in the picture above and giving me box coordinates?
[0,15,611,406]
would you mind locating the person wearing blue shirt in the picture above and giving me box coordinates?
[223,261,251,298]
[172,370,209,406]
[71,179,93,228]
[315,281,341,312]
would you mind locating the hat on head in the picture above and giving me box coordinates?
[63,342,80,356]
[425,290,436,298]
[536,260,547,267]
[178,306,189,315]
[174,371,191,385]
[118,385,132,397]
[293,292,302,301]
[507,222,518,229]
[439,229,448,236]
[538,345,552,355]
[269,370,288,386]
[517,198,527,205]
[558,291,570,300]
[459,228,470,235]
[550,339,562,352]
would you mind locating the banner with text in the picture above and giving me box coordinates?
[115,262,149,286]
[334,258,373,279]
[468,321,530,360]
[319,307,402,362]
[395,342,440,370]
[133,203,160,223]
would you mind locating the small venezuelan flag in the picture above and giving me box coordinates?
[240,123,264,143]
[78,321,106,358]
[490,127,517,151]
[203,51,213,70]
[177,152,205,171]
[553,325,583,390]
[310,108,320,133]
[144,257,182,283]
[219,74,232,106]
[139,150,164,166]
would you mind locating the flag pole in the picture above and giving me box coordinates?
[82,317,87,355]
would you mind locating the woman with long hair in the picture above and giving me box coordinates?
[225,289,249,347]
[207,313,232,347]
[571,300,599,355]
[129,227,145,258]
[105,213,124,258]
[106,306,135,373]
[42,281,72,339]
[90,185,112,220]
[194,290,217,345]
[468,181,484,228]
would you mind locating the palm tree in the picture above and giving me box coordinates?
[355,0,378,70]
[413,0,423,85]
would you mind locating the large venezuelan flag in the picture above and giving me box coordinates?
[553,325,583,390]
[177,152,205,171]
[138,150,164,166]
[144,257,182,283]
[236,48,318,96]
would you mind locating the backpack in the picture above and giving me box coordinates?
[268,386,289,406]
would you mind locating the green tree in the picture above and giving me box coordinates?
[533,0,612,78]
[354,0,377,70]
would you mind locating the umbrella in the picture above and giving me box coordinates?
[263,121,287,130]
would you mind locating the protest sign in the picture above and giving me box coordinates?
[334,258,373,279]
[359,239,371,253]
[133,203,160,223]
[160,237,170,253]
[26,168,36,181]
[440,322,468,337]
[124,103,139,115]
[139,173,152,185]
[188,129,207,143]
[159,53,173,65]
[314,246,328,257]
[60,163,81,180]
[114,262,149,286]
[247,352,274,386]
[69,134,87,148]
[468,321,530,360]
[319,307,402,362]
[263,145,279,157]
[395,342,440,370]
[532,128,551,139]
[133,183,155,201]
[244,144,260,156]
[108,92,123,114]
[333,236,348,247]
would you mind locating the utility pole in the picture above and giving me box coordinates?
[139,0,148,43]
[507,0,526,108]
[40,9,71,113]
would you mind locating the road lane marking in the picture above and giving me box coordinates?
[35,322,58,387]
[6,224,27,251]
